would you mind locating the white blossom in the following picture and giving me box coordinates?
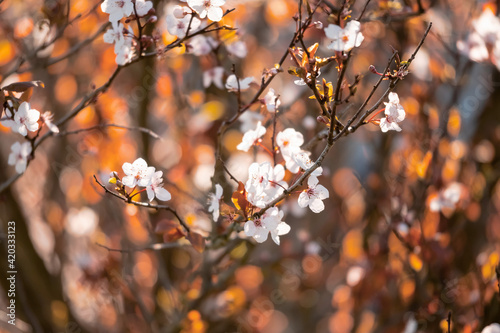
[263,88,281,112]
[135,0,153,17]
[4,102,40,136]
[482,323,500,333]
[146,170,172,202]
[101,0,134,22]
[203,67,225,89]
[293,151,323,176]
[245,162,287,208]
[430,183,462,212]
[226,40,247,58]
[8,141,32,174]
[244,207,290,245]
[41,111,59,133]
[236,121,266,152]
[380,92,405,132]
[122,158,155,187]
[225,74,254,92]
[298,176,329,213]
[187,0,225,22]
[166,14,201,38]
[208,184,223,221]
[187,35,217,56]
[115,38,134,65]
[324,20,364,52]
[103,21,125,53]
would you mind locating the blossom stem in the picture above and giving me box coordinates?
[365,108,385,123]
[255,141,273,156]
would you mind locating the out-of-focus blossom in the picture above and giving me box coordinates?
[380,92,405,132]
[244,207,290,245]
[298,176,329,213]
[239,111,264,132]
[8,141,32,174]
[203,67,225,89]
[226,40,247,58]
[429,183,462,212]
[41,111,59,133]
[146,170,171,202]
[122,158,155,187]
[482,323,500,333]
[457,9,500,68]
[166,14,201,38]
[236,121,266,152]
[225,74,254,92]
[324,20,364,52]
[263,88,281,112]
[135,0,153,17]
[187,35,217,56]
[101,0,134,22]
[187,0,225,22]
[208,184,223,221]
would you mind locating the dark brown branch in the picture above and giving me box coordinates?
[57,123,163,140]
[93,175,190,233]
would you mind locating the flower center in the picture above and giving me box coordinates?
[254,218,262,227]
[342,35,349,42]
[116,1,125,8]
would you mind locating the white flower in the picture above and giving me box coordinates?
[135,0,153,17]
[203,67,225,89]
[103,21,125,53]
[187,0,225,22]
[166,14,201,38]
[172,5,189,19]
[293,151,323,176]
[146,170,172,202]
[101,0,134,22]
[482,323,500,333]
[472,9,500,45]
[122,158,155,187]
[276,128,303,155]
[41,111,59,133]
[9,102,40,136]
[298,176,329,213]
[225,74,254,92]
[380,92,405,132]
[8,142,32,174]
[244,207,290,245]
[238,111,264,132]
[263,88,281,112]
[187,35,217,56]
[115,39,134,65]
[324,20,364,52]
[226,40,247,58]
[236,121,266,152]
[208,184,223,221]
[429,183,462,212]
[245,162,287,208]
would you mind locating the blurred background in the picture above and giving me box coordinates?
[0,0,499,332]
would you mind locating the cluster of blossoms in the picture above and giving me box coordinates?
[109,158,171,202]
[457,9,500,70]
[429,182,463,213]
[101,0,154,65]
[2,99,59,174]
[379,92,406,132]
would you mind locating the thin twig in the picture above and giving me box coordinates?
[57,123,163,140]
[93,175,190,233]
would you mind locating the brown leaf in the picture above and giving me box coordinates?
[2,80,45,92]
[231,181,250,218]
[163,227,186,242]
[186,232,205,253]
[155,219,180,234]
[20,88,33,103]
[308,43,319,59]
